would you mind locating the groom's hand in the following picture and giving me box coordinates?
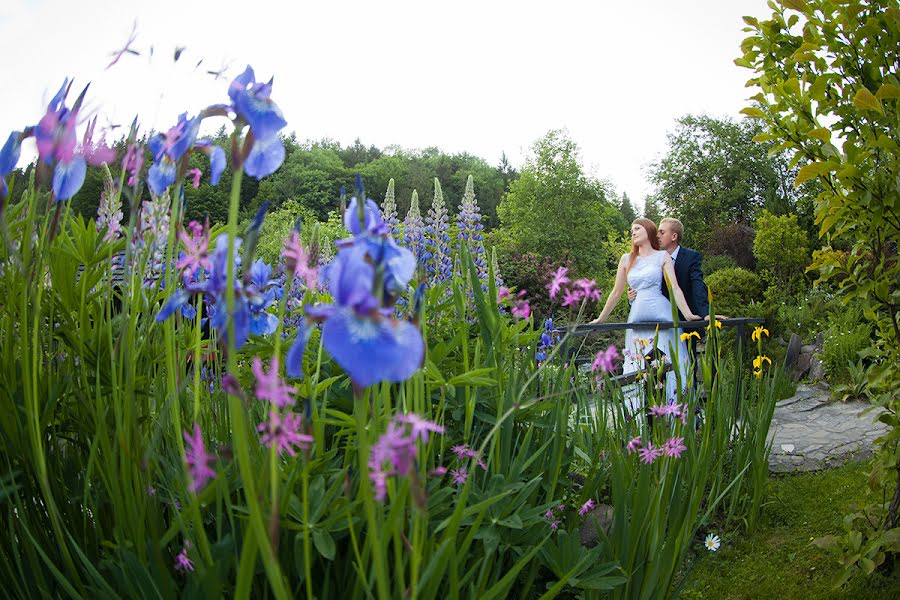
[627,287,636,303]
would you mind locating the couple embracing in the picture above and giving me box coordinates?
[591,217,715,408]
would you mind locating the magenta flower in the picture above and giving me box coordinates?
[591,344,620,374]
[451,444,472,459]
[283,230,318,289]
[626,436,642,454]
[258,411,314,456]
[638,443,663,465]
[544,509,556,519]
[188,167,202,189]
[497,287,511,301]
[578,499,596,516]
[546,266,571,299]
[549,520,560,531]
[80,116,117,166]
[561,287,583,307]
[477,457,488,471]
[511,291,531,320]
[121,142,144,186]
[252,357,295,408]
[429,466,447,477]
[396,413,445,443]
[176,220,211,279]
[450,467,469,485]
[663,437,687,459]
[574,278,602,302]
[174,542,194,573]
[183,424,216,493]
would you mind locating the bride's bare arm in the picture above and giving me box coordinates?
[591,255,628,324]
[662,254,701,320]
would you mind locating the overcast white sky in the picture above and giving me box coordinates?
[0,0,771,210]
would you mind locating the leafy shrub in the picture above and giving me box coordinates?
[821,307,872,384]
[769,287,838,341]
[705,267,763,316]
[753,210,808,292]
[701,254,737,277]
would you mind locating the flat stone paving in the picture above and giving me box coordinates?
[768,383,890,473]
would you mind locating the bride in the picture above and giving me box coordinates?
[590,218,701,411]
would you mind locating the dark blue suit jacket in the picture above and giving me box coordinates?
[661,247,709,320]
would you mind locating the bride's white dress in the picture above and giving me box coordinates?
[622,250,689,412]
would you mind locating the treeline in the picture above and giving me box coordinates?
[42,132,519,230]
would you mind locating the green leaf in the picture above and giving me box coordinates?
[853,88,884,114]
[807,127,831,141]
[876,83,900,100]
[312,528,336,560]
[795,161,838,187]
[447,368,497,388]
[779,0,809,13]
[740,107,767,118]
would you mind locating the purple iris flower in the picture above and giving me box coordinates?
[227,65,287,178]
[0,131,22,198]
[147,113,200,196]
[33,79,92,201]
[298,186,423,389]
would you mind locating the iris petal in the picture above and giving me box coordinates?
[148,159,176,196]
[209,146,226,185]
[52,156,86,201]
[0,132,22,176]
[243,135,284,179]
[322,309,424,388]
[285,323,312,379]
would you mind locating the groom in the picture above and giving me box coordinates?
[628,217,711,321]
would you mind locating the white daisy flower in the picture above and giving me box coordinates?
[704,533,721,552]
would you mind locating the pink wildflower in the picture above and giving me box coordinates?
[176,220,211,278]
[544,509,556,519]
[574,278,601,302]
[188,167,202,189]
[283,230,319,289]
[477,457,488,471]
[258,411,314,456]
[578,499,596,516]
[546,267,571,299]
[450,467,469,485]
[174,542,193,573]
[451,444,472,459]
[81,117,117,166]
[183,424,216,494]
[626,436,642,454]
[663,437,687,459]
[121,143,144,186]
[511,296,531,320]
[638,443,663,465]
[396,413,445,443]
[549,520,560,531]
[429,466,447,477]
[561,287,583,307]
[252,357,295,408]
[497,287,511,301]
[591,344,620,374]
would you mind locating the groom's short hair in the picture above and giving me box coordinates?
[660,217,684,242]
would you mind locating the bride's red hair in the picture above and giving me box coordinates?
[626,218,661,275]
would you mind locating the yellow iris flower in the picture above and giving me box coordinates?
[752,355,772,370]
[706,320,722,331]
[681,331,701,342]
[751,326,770,342]
[753,369,763,379]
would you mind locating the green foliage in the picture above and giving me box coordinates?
[705,222,756,269]
[740,0,900,578]
[705,267,764,317]
[618,192,637,224]
[701,254,737,277]
[494,130,625,276]
[820,307,872,385]
[753,210,808,291]
[647,114,816,253]
[254,199,321,266]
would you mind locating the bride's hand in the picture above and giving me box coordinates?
[589,316,603,325]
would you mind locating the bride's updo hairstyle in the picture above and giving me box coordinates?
[626,218,661,275]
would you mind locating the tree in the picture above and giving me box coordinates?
[618,192,637,224]
[740,0,900,579]
[647,114,813,251]
[752,210,808,292]
[494,130,624,276]
[643,195,662,223]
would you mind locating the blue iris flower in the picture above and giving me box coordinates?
[0,131,22,198]
[228,65,288,178]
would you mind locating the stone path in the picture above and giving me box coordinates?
[768,383,889,473]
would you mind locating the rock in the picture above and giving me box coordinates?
[781,444,795,453]
[809,356,825,382]
[815,332,825,352]
[580,503,614,548]
[801,344,817,354]
[785,334,802,370]
[794,353,812,379]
